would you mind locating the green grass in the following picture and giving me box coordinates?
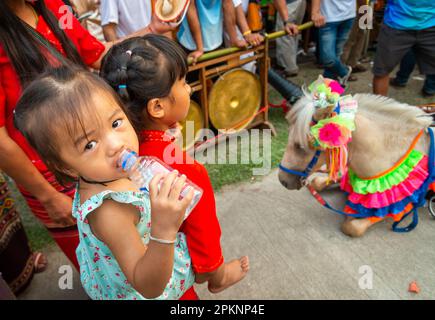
[205,87,289,191]
[7,179,54,251]
[7,87,290,250]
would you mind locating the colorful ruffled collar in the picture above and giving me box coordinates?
[340,130,430,221]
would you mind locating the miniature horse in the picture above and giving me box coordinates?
[279,93,433,237]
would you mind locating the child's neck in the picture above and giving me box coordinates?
[145,121,170,132]
[78,177,139,205]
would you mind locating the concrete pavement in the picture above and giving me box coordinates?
[18,170,435,300]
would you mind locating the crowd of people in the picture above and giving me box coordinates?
[1,0,434,300]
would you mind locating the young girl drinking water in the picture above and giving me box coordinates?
[100,34,249,294]
[14,66,197,300]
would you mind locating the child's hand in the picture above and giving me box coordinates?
[149,14,175,34]
[244,32,264,47]
[149,171,194,241]
[231,37,248,49]
[188,50,204,65]
[41,191,75,227]
[311,12,326,28]
[284,22,299,36]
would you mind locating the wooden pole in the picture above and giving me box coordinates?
[265,21,314,41]
[187,21,314,65]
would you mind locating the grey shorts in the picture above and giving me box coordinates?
[373,24,435,76]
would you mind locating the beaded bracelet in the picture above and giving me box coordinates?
[242,30,252,37]
[149,234,176,245]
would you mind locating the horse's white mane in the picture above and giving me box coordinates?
[286,92,432,148]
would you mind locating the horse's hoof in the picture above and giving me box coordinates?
[341,217,372,238]
[307,173,329,192]
[311,177,328,191]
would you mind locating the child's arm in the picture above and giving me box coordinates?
[311,0,326,27]
[273,0,300,35]
[223,0,247,48]
[185,0,204,63]
[102,23,119,42]
[89,172,194,299]
[234,4,264,47]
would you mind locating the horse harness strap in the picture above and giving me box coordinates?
[278,150,322,179]
[391,128,435,232]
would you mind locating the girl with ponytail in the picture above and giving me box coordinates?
[0,0,171,271]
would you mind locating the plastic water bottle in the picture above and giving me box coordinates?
[118,149,202,219]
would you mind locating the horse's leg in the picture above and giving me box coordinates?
[340,216,383,237]
[307,172,330,191]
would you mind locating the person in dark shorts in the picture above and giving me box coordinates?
[390,49,435,97]
[372,0,435,96]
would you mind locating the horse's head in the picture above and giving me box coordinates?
[278,95,333,190]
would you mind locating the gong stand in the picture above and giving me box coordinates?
[185,22,314,151]
[187,39,276,151]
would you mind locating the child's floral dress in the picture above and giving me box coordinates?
[72,189,195,300]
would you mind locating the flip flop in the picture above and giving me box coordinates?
[33,252,48,273]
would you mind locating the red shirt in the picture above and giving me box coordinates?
[139,130,224,274]
[0,0,105,172]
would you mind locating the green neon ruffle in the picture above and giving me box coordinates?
[348,150,424,194]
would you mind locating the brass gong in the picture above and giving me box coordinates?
[208,68,261,132]
[178,100,204,150]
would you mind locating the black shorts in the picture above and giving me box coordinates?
[373,24,435,76]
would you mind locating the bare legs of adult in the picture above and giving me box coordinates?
[373,74,390,96]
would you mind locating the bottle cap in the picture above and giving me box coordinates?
[118,149,138,171]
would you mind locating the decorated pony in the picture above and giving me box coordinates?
[279,76,435,237]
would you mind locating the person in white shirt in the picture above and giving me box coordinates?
[100,0,152,41]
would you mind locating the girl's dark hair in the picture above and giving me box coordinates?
[0,0,86,85]
[100,34,188,131]
[14,66,126,186]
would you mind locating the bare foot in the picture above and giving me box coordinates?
[208,257,249,294]
[341,216,375,237]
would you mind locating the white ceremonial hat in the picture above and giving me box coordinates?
[154,0,190,27]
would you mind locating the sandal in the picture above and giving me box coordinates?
[33,252,48,273]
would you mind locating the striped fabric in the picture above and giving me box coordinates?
[0,173,34,294]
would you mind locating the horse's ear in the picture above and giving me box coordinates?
[313,105,335,122]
